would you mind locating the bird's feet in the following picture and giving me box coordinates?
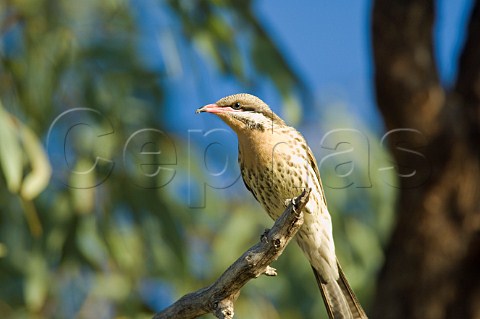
[285,188,312,212]
[284,197,296,208]
[260,228,270,242]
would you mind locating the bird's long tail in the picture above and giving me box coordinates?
[312,261,368,319]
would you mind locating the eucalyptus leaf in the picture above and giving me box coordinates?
[19,122,52,200]
[0,104,23,194]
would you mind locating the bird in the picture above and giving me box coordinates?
[196,93,367,319]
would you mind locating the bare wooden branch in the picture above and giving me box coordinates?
[152,189,310,319]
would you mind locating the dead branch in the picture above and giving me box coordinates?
[152,189,310,319]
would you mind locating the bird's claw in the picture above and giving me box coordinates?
[285,188,312,213]
[260,229,270,242]
[284,197,296,208]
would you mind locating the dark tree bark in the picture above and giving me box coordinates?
[372,0,480,319]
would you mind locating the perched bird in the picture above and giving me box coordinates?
[196,93,367,319]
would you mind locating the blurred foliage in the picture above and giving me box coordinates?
[0,0,395,318]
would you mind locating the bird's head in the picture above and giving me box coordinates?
[196,93,284,133]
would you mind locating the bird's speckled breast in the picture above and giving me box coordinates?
[238,126,318,218]
[237,125,338,279]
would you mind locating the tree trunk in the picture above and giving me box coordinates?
[371,0,480,318]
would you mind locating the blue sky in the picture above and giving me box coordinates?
[256,1,372,91]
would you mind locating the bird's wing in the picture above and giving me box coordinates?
[306,146,328,205]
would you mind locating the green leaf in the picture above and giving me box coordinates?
[0,242,7,258]
[25,253,49,312]
[70,159,96,214]
[19,122,52,200]
[0,103,23,194]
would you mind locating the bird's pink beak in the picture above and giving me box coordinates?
[196,103,229,114]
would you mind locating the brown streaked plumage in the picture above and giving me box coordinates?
[196,93,367,319]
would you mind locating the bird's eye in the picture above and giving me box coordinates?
[232,102,241,110]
